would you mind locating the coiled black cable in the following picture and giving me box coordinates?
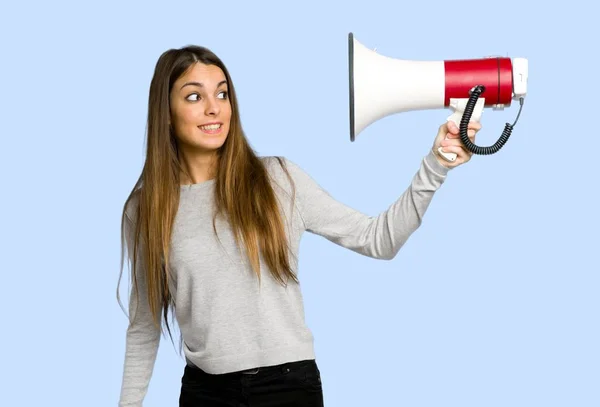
[459,85,524,155]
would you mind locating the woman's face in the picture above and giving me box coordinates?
[169,62,232,155]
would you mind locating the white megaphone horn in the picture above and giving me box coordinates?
[348,32,529,162]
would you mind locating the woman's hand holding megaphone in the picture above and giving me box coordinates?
[433,120,482,168]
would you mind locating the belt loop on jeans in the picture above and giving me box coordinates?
[240,367,260,375]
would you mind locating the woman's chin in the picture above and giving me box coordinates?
[192,137,227,152]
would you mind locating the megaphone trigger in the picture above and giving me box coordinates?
[439,97,486,162]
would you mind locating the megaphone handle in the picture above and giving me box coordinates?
[438,98,485,162]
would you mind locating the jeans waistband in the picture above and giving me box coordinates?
[187,359,316,376]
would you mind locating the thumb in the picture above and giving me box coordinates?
[447,120,459,134]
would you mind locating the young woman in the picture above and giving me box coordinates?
[117,45,480,407]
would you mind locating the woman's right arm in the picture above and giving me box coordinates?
[118,212,162,407]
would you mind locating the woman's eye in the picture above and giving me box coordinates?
[218,91,228,99]
[186,93,200,101]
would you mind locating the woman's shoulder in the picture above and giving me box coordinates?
[259,155,303,174]
[259,155,301,189]
[260,155,286,164]
[123,188,142,223]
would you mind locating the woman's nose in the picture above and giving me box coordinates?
[205,97,220,116]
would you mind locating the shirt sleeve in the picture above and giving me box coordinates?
[283,149,450,260]
[118,210,162,407]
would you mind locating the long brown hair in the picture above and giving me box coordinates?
[117,45,297,340]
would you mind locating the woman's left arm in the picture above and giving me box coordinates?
[283,121,480,260]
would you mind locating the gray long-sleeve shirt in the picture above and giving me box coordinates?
[119,151,450,406]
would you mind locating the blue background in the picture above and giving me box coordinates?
[1,0,598,406]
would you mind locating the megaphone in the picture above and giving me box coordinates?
[348,32,528,162]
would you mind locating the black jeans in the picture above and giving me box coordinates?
[179,359,324,407]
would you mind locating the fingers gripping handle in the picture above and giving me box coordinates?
[438,98,485,162]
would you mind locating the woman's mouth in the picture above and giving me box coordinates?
[198,123,223,134]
